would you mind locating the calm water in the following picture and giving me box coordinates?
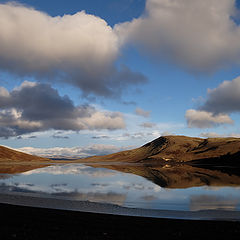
[0,163,240,211]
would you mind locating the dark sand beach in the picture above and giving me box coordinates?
[0,193,240,240]
[1,202,240,240]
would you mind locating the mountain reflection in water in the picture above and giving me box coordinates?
[0,162,240,211]
[87,162,240,188]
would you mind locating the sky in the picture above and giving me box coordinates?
[1,0,240,157]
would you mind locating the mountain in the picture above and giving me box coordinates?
[81,135,240,188]
[0,145,50,174]
[80,135,240,165]
[0,145,49,162]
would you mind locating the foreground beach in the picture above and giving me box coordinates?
[1,202,240,240]
[0,192,240,239]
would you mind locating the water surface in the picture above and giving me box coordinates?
[0,163,240,212]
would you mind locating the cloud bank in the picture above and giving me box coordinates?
[18,144,130,158]
[115,0,240,72]
[0,2,146,97]
[0,81,125,138]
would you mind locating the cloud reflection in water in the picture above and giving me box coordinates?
[0,163,240,211]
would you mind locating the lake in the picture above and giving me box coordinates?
[0,162,240,213]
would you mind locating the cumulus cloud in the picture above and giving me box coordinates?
[201,76,240,114]
[115,0,240,72]
[186,76,240,128]
[185,109,233,128]
[0,3,147,97]
[0,81,125,138]
[135,107,150,118]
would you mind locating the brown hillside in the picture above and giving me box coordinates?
[79,135,240,163]
[0,146,51,174]
[143,135,240,162]
[0,145,49,162]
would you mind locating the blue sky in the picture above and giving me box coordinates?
[1,0,240,156]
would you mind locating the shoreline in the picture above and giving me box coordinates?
[0,191,240,221]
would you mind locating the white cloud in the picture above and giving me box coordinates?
[0,3,146,97]
[115,0,240,72]
[80,111,125,130]
[0,3,116,72]
[185,109,234,128]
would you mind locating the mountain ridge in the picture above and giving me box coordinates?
[79,135,240,164]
